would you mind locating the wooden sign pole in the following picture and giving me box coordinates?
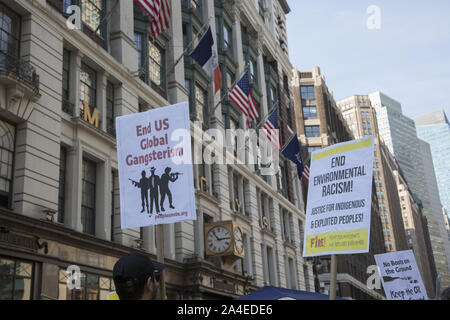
[156,224,166,300]
[329,254,338,300]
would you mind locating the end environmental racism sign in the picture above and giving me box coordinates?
[116,102,196,229]
[303,136,374,257]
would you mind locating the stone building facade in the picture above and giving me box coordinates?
[0,0,314,300]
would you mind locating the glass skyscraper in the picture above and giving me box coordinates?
[369,93,450,288]
[415,110,450,221]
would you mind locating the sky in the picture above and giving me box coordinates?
[286,0,450,119]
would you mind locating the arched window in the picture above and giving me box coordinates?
[0,119,15,208]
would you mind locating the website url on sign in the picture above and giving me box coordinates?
[155,211,188,220]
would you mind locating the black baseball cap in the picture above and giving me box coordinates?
[113,252,164,281]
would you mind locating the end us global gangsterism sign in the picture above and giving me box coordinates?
[303,136,374,257]
[116,102,196,229]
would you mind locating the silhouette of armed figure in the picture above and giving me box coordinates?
[159,167,179,212]
[130,171,150,213]
[148,167,160,215]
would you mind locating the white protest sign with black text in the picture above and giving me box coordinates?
[303,136,374,257]
[375,250,428,300]
[116,102,196,229]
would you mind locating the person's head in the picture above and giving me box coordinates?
[165,167,171,174]
[150,167,156,174]
[141,171,146,178]
[113,252,164,300]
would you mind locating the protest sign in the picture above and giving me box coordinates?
[303,136,374,257]
[375,250,428,300]
[116,102,196,229]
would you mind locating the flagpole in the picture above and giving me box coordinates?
[166,17,213,76]
[94,0,120,35]
[255,100,279,130]
[212,63,250,113]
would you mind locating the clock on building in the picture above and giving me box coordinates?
[204,221,245,259]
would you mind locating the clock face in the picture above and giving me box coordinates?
[206,226,232,254]
[234,227,244,254]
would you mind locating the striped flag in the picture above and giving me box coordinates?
[302,161,310,181]
[134,0,171,40]
[262,108,281,149]
[229,73,260,123]
[190,27,222,94]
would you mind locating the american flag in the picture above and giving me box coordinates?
[262,108,281,149]
[302,161,310,181]
[229,73,259,122]
[134,0,171,40]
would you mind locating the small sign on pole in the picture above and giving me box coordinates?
[302,136,375,300]
[116,101,196,229]
[375,250,428,300]
[303,136,375,257]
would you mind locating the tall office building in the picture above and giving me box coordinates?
[337,95,409,253]
[415,110,450,221]
[292,69,386,300]
[0,0,315,300]
[369,92,450,292]
[393,157,437,298]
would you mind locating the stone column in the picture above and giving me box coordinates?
[143,226,156,255]
[97,70,107,131]
[95,158,111,240]
[70,50,82,118]
[66,141,83,233]
[109,0,138,71]
[255,30,268,117]
[167,0,188,104]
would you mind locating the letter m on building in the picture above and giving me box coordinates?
[83,101,99,128]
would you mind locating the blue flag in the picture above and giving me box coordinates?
[281,134,307,180]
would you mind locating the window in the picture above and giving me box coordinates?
[266,246,275,285]
[258,0,265,21]
[80,63,97,120]
[81,0,103,35]
[302,106,317,119]
[307,146,321,160]
[0,258,33,300]
[195,84,207,124]
[305,126,320,138]
[106,81,115,136]
[288,257,296,290]
[58,268,114,300]
[148,41,163,87]
[134,32,166,95]
[134,33,144,81]
[281,210,291,243]
[223,23,232,51]
[0,4,20,66]
[269,84,277,107]
[300,86,315,100]
[62,49,73,115]
[0,120,14,208]
[81,159,96,235]
[249,58,257,85]
[58,146,67,224]
[298,220,304,251]
[226,71,234,90]
[111,170,116,242]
